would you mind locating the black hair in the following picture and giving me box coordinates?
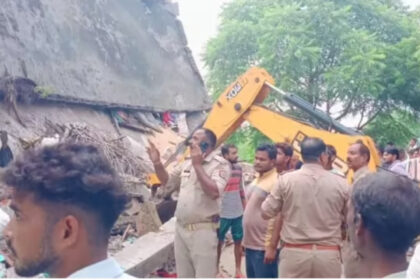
[275,142,293,157]
[256,143,277,160]
[2,142,129,244]
[202,128,217,148]
[326,145,337,158]
[352,172,420,254]
[385,146,400,160]
[300,137,326,162]
[221,143,237,156]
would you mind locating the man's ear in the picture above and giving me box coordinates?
[319,152,327,164]
[363,155,369,163]
[355,213,365,237]
[54,215,80,250]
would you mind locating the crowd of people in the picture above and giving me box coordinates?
[378,138,420,179]
[146,128,420,278]
[0,127,419,278]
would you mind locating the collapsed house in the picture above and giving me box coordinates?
[0,0,211,277]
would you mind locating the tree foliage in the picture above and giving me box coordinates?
[364,110,420,147]
[204,0,420,159]
[226,126,271,162]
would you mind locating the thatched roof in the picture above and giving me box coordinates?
[0,0,210,112]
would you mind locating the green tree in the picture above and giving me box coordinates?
[364,110,420,147]
[204,0,420,158]
[226,126,271,162]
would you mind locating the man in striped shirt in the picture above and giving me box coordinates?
[217,144,246,278]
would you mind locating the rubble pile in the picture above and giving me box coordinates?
[40,122,168,254]
[43,121,150,180]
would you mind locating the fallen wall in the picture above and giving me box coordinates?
[0,101,189,180]
[0,0,210,112]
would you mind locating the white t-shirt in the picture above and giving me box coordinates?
[408,244,420,278]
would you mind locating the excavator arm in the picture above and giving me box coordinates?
[147,67,380,186]
[203,67,380,177]
[241,105,378,175]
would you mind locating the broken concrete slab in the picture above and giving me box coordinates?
[114,218,176,277]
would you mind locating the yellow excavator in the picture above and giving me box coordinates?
[148,67,380,186]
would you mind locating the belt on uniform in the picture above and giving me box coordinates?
[283,243,340,251]
[182,222,219,231]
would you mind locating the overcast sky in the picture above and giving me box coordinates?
[175,0,420,74]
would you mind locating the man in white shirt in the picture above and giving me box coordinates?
[67,258,134,278]
[1,142,133,278]
[383,147,410,177]
[0,208,9,233]
[408,244,420,278]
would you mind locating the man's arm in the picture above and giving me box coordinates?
[239,169,247,209]
[152,161,169,185]
[342,182,350,240]
[264,214,282,264]
[270,214,283,248]
[191,144,230,200]
[193,164,222,199]
[261,177,285,220]
[147,140,169,185]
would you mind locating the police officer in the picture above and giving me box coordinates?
[147,128,231,278]
[342,141,372,277]
[262,137,349,278]
[347,141,371,183]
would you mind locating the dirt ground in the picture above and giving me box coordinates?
[219,244,246,278]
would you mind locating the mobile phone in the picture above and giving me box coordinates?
[199,141,209,153]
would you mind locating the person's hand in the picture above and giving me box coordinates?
[264,246,277,264]
[190,143,204,166]
[147,140,161,164]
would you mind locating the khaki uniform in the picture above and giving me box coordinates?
[343,165,371,278]
[166,151,231,278]
[352,165,371,185]
[262,163,349,278]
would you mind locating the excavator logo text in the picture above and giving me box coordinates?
[226,82,243,101]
